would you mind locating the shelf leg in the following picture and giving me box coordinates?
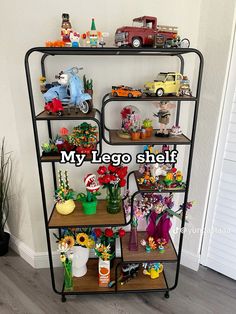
[164,291,170,299]
[61,294,67,303]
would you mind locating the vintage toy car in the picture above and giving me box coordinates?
[111,85,142,98]
[144,72,183,97]
[115,16,178,48]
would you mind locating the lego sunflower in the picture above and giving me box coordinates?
[76,233,89,247]
[64,235,75,248]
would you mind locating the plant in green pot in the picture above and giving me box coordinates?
[77,174,100,215]
[0,138,12,256]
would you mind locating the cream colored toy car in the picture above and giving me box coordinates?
[144,72,183,97]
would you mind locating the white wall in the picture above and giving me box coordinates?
[1,0,234,270]
[182,0,236,269]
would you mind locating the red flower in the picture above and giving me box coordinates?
[103,175,111,184]
[98,177,104,185]
[97,166,107,175]
[118,228,126,238]
[94,228,102,238]
[116,166,128,179]
[119,179,126,187]
[172,168,177,173]
[110,174,117,181]
[59,127,69,136]
[108,164,117,173]
[105,228,114,238]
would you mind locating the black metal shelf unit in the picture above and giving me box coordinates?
[25,47,203,302]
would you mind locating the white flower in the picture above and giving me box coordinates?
[140,239,146,246]
[57,242,69,253]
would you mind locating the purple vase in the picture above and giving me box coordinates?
[128,225,138,251]
[146,212,172,243]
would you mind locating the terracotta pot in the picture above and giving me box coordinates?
[145,127,153,138]
[131,132,141,141]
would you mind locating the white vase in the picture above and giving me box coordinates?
[72,246,89,277]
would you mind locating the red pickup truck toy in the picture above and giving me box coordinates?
[115,16,189,48]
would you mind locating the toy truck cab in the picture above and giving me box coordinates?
[144,72,183,97]
[115,16,157,48]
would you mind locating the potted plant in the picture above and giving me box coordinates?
[69,122,97,155]
[97,164,128,214]
[77,174,100,215]
[83,75,93,97]
[130,125,141,140]
[0,138,12,256]
[93,227,125,267]
[55,170,75,215]
[142,119,153,138]
[41,140,59,156]
[57,228,95,277]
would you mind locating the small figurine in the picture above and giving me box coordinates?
[179,75,192,97]
[170,125,183,136]
[83,18,109,48]
[143,263,163,279]
[70,31,80,47]
[61,13,73,46]
[157,238,167,253]
[153,101,171,137]
[119,264,140,285]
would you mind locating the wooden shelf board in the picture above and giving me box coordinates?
[40,154,93,162]
[48,200,126,228]
[121,231,177,263]
[65,258,119,293]
[109,130,191,145]
[134,171,186,193]
[118,268,167,291]
[36,108,96,120]
[108,94,196,102]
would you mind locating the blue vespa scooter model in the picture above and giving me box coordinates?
[43,67,92,114]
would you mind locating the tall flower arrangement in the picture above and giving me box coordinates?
[97,164,128,214]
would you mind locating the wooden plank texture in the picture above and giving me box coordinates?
[48,200,126,228]
[121,231,177,263]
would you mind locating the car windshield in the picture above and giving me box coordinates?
[156,73,167,82]
[132,21,144,27]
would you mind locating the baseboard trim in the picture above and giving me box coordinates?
[181,249,200,271]
[10,235,200,271]
[9,234,61,268]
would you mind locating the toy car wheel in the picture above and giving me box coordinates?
[57,111,63,116]
[80,101,90,114]
[132,37,142,48]
[128,93,133,98]
[156,88,164,97]
[180,38,190,48]
[113,92,118,97]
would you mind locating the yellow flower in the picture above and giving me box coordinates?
[101,252,111,261]
[60,254,66,263]
[64,236,75,248]
[76,233,89,247]
[87,239,95,249]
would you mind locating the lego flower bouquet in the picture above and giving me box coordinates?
[59,228,95,278]
[97,164,128,214]
[55,170,76,215]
